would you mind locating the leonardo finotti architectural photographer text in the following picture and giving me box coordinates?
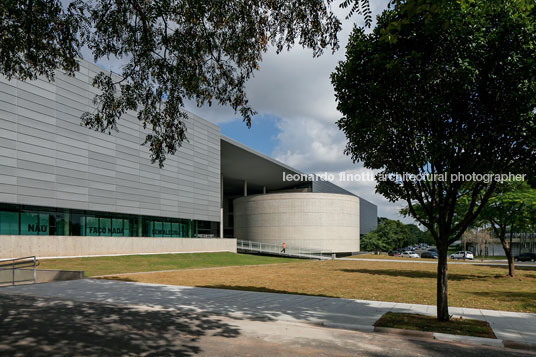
[283,172,526,183]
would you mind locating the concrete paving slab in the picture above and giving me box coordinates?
[1,279,535,347]
[433,333,504,348]
[3,293,532,357]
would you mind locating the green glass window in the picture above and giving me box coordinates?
[179,222,187,237]
[85,216,98,236]
[39,213,50,235]
[53,210,70,236]
[0,211,19,235]
[162,221,171,237]
[100,217,111,236]
[112,218,125,237]
[0,203,218,238]
[171,222,179,237]
[21,211,40,235]
[153,221,163,237]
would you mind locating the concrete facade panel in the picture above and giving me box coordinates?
[0,59,220,222]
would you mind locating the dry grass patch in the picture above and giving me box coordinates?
[103,259,536,313]
[350,254,459,262]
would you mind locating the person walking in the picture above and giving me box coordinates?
[281,242,286,254]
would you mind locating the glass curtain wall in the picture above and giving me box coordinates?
[0,203,217,238]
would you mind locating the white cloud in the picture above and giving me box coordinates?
[238,0,413,223]
[272,117,350,172]
[186,0,391,125]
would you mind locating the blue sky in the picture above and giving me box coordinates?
[219,115,281,157]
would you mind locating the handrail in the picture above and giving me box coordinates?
[0,255,38,262]
[0,256,39,286]
[0,260,38,268]
[237,240,333,260]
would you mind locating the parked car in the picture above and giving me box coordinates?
[427,247,437,252]
[514,253,536,262]
[401,251,420,258]
[388,250,402,257]
[420,251,438,259]
[450,251,474,260]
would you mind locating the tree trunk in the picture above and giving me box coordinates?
[499,235,515,277]
[436,243,449,321]
[504,245,515,277]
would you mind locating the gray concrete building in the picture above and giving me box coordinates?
[0,59,377,257]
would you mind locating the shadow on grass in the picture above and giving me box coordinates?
[0,293,240,356]
[340,268,437,279]
[199,285,332,298]
[338,268,529,281]
[468,291,536,311]
[475,265,536,272]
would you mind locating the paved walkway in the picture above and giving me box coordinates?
[2,279,535,346]
[1,293,528,357]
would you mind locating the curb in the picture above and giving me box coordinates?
[503,340,536,352]
[322,322,374,333]
[433,332,503,348]
[324,323,518,350]
[374,326,434,338]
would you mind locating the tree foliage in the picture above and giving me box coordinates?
[478,181,536,276]
[332,0,536,320]
[0,0,86,81]
[0,0,372,166]
[360,218,424,252]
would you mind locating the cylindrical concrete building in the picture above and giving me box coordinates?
[233,193,360,253]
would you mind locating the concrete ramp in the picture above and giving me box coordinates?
[237,240,333,260]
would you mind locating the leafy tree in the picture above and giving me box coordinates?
[332,0,536,320]
[405,223,423,245]
[419,229,435,246]
[360,231,390,252]
[361,218,421,252]
[0,0,371,166]
[0,0,86,81]
[478,182,536,277]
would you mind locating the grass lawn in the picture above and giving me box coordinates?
[350,254,455,262]
[479,256,507,260]
[349,254,399,259]
[351,254,510,262]
[349,254,422,260]
[102,259,536,313]
[38,252,303,277]
[374,312,496,338]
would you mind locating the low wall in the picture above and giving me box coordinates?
[0,235,237,259]
[35,269,84,283]
[0,269,84,285]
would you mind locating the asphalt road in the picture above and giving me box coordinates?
[0,293,533,357]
